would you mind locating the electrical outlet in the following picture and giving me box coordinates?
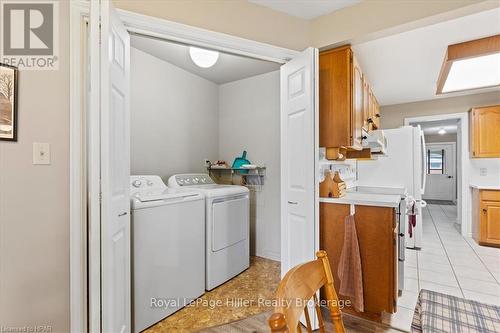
[480,168,488,176]
[204,158,211,167]
[33,143,51,165]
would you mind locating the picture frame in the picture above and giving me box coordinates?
[0,63,18,141]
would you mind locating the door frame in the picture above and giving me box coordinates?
[70,4,314,332]
[424,142,457,202]
[404,112,470,237]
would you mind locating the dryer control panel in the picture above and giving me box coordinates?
[168,174,214,187]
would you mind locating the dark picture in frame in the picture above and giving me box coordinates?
[0,63,18,141]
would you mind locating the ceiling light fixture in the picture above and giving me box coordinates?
[438,128,447,135]
[189,46,219,68]
[436,34,500,94]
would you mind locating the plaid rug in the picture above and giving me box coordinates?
[411,289,500,333]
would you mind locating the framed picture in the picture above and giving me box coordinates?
[0,63,18,141]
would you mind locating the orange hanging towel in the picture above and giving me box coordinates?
[337,214,364,312]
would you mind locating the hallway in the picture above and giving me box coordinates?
[404,203,500,306]
[384,203,500,331]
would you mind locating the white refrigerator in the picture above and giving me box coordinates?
[357,126,427,248]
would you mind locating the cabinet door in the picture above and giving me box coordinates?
[352,56,364,148]
[471,106,500,158]
[373,99,381,129]
[481,201,500,246]
[362,76,370,132]
[368,89,375,131]
[319,47,352,149]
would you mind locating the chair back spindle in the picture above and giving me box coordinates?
[268,250,346,333]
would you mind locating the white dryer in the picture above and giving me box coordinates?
[130,175,205,333]
[168,173,250,290]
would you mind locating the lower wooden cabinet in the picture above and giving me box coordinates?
[320,203,397,319]
[472,188,500,247]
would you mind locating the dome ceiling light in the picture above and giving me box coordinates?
[189,46,219,68]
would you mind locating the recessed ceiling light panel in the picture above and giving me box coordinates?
[437,34,500,94]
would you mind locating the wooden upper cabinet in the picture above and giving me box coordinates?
[362,76,370,133]
[319,46,362,150]
[352,56,364,148]
[320,45,382,155]
[373,98,381,129]
[470,105,500,158]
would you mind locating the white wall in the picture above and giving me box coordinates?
[218,71,281,261]
[425,133,457,143]
[131,50,281,260]
[130,48,219,180]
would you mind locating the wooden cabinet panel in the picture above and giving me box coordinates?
[320,203,397,316]
[362,76,370,133]
[481,201,500,246]
[482,190,500,201]
[319,47,353,149]
[470,105,500,158]
[472,189,500,247]
[352,57,364,148]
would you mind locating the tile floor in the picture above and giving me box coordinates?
[384,203,500,331]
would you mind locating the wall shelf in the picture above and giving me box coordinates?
[208,166,266,188]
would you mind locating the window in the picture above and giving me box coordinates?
[427,149,445,174]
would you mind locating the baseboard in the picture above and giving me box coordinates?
[256,250,280,262]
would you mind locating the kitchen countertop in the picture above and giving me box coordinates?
[319,192,401,208]
[470,184,500,190]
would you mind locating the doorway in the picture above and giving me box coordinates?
[72,3,319,332]
[425,141,457,203]
[404,113,469,238]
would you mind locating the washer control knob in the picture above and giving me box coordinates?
[132,180,142,188]
[147,180,153,186]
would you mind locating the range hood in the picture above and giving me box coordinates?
[362,130,387,155]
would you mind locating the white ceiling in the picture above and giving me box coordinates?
[413,119,458,135]
[130,35,281,84]
[248,0,361,19]
[352,8,500,106]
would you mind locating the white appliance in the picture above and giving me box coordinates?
[357,126,427,248]
[168,174,250,290]
[362,129,387,154]
[130,175,205,333]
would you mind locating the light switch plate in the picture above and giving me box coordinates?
[33,143,51,165]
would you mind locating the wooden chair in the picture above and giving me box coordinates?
[268,250,346,333]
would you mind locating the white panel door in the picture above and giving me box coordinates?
[280,47,319,329]
[100,1,131,332]
[424,143,456,201]
[280,47,318,274]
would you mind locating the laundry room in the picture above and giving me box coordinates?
[128,34,283,331]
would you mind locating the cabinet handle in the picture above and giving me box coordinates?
[483,208,487,213]
[118,212,128,217]
[288,201,298,205]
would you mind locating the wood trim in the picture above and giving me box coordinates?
[69,1,89,332]
[436,34,500,94]
[448,34,500,61]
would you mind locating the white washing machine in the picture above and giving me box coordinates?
[168,173,250,290]
[130,175,205,333]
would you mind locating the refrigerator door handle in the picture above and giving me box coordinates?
[420,130,427,194]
